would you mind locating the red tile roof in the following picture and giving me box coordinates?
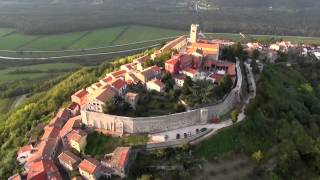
[183,67,198,75]
[101,76,113,84]
[27,160,62,180]
[8,174,21,180]
[96,86,116,102]
[41,126,60,141]
[166,57,179,66]
[78,158,101,174]
[18,145,33,155]
[187,42,220,55]
[152,79,165,89]
[73,89,88,99]
[133,55,150,64]
[160,36,186,52]
[110,147,131,169]
[111,70,127,78]
[58,151,81,167]
[59,116,82,138]
[56,108,70,119]
[111,78,126,90]
[31,139,58,161]
[67,129,87,144]
[125,73,139,84]
[209,74,224,84]
[68,102,79,111]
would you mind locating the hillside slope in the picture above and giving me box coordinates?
[196,63,320,179]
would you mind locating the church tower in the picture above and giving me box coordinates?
[190,24,199,43]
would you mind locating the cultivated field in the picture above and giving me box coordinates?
[0,25,185,51]
[0,63,82,83]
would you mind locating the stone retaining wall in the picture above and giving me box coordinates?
[81,61,243,134]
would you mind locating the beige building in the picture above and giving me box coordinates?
[67,129,87,153]
[58,150,81,171]
[78,158,102,180]
[146,79,165,93]
[109,147,131,177]
[190,24,199,43]
[124,92,139,109]
[134,65,161,84]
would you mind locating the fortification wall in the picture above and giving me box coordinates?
[81,61,243,134]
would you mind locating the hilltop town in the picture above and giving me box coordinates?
[8,24,320,180]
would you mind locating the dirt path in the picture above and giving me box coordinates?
[12,94,27,108]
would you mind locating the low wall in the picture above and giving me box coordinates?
[81,61,243,134]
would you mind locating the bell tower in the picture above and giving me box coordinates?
[190,24,199,43]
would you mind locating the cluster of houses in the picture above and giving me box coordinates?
[71,55,164,113]
[10,105,132,180]
[10,24,239,180]
[71,24,237,114]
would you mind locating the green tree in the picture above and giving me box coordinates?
[182,76,193,95]
[251,59,260,74]
[252,49,260,60]
[252,150,263,163]
[162,72,175,91]
[231,109,240,124]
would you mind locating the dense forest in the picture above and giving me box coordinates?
[196,60,320,179]
[0,0,319,36]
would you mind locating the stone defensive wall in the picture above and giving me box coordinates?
[81,61,243,134]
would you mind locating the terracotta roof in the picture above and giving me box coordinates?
[111,78,127,90]
[133,55,150,64]
[31,138,58,161]
[59,116,82,138]
[101,76,113,84]
[165,57,179,66]
[93,82,103,88]
[142,65,161,79]
[73,89,88,99]
[41,126,60,141]
[125,92,139,98]
[8,174,22,180]
[152,79,165,88]
[110,147,131,169]
[78,158,101,174]
[58,151,81,167]
[183,67,198,75]
[209,74,224,84]
[125,73,139,84]
[111,70,127,78]
[67,129,87,144]
[187,42,219,55]
[18,145,33,155]
[27,160,62,180]
[68,102,79,111]
[160,36,186,52]
[95,86,116,102]
[56,108,70,119]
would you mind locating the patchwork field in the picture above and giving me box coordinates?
[0,63,82,83]
[0,25,185,51]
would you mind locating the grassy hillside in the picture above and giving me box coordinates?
[0,51,151,178]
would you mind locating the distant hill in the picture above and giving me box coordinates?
[0,0,319,36]
[208,0,320,8]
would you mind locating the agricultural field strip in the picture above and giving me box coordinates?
[0,43,161,60]
[0,35,182,53]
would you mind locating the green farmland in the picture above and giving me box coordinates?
[0,25,185,51]
[0,63,82,83]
